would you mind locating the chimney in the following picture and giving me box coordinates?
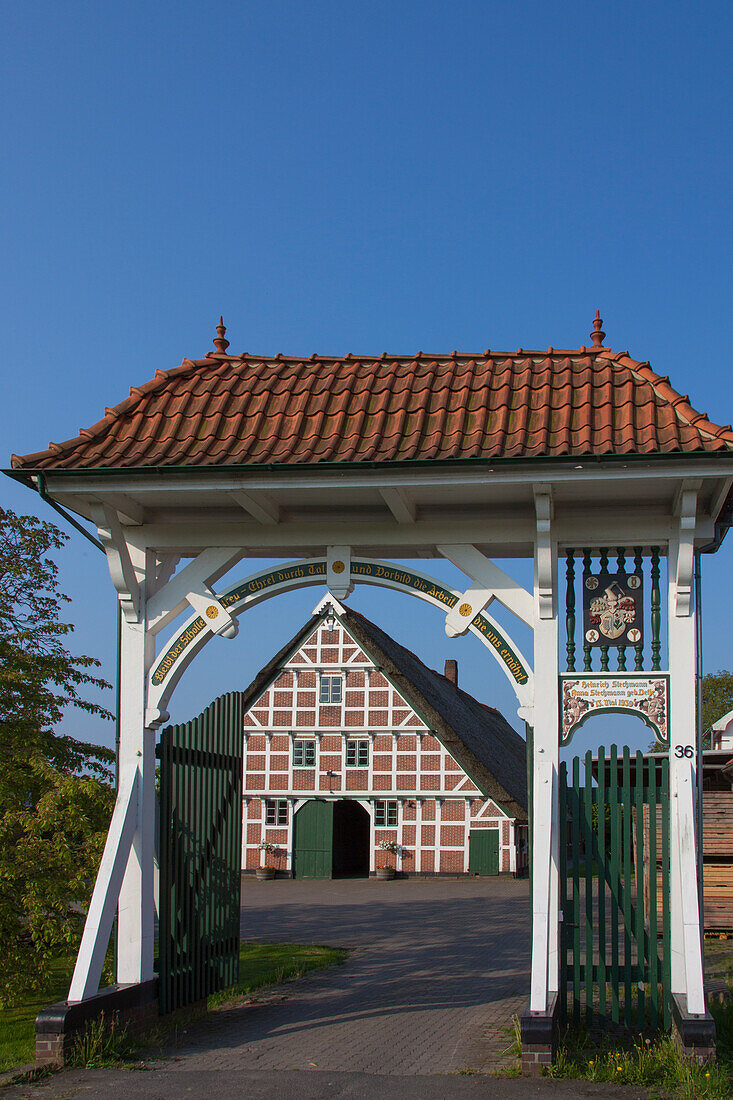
[444,659,458,686]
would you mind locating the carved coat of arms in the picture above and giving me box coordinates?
[582,573,643,647]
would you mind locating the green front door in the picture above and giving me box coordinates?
[293,800,334,878]
[468,829,500,876]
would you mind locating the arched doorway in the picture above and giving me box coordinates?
[333,800,370,878]
[292,799,371,879]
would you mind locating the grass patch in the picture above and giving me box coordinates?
[0,942,346,1074]
[207,942,347,1009]
[0,955,75,1073]
[545,999,733,1099]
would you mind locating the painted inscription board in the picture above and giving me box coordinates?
[151,558,530,690]
[560,673,669,746]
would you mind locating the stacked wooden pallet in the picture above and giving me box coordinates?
[703,792,733,932]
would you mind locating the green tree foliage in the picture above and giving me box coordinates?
[0,507,115,1005]
[700,669,733,745]
[649,669,733,753]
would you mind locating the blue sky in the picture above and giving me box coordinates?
[2,2,732,756]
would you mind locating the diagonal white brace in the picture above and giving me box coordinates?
[68,770,139,1002]
[438,544,534,634]
[146,548,243,636]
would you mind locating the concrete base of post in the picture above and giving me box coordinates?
[671,993,716,1065]
[35,979,193,1067]
[520,994,559,1074]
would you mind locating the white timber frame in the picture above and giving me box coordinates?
[38,455,729,1026]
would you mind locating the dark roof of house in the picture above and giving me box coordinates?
[241,603,528,822]
[11,316,733,472]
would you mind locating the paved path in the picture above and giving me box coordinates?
[2,878,649,1097]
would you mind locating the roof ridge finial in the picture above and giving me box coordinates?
[590,310,606,348]
[213,316,230,355]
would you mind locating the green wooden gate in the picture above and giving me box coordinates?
[158,692,244,1014]
[293,800,333,878]
[560,746,670,1031]
[468,829,500,875]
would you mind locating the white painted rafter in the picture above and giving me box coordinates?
[229,489,281,524]
[380,487,417,523]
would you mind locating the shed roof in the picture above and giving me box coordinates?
[11,320,733,472]
[241,603,528,821]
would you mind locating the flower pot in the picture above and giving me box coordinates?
[375,866,396,881]
[256,867,276,880]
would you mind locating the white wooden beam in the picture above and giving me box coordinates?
[228,489,281,524]
[534,491,554,620]
[90,503,141,622]
[68,771,138,1001]
[709,477,733,525]
[380,487,417,523]
[439,544,534,632]
[675,488,698,616]
[91,492,147,526]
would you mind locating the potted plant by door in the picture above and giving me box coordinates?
[256,841,277,880]
[375,840,400,880]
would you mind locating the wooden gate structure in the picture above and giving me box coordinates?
[7,313,733,1068]
[157,692,244,1014]
[559,747,671,1032]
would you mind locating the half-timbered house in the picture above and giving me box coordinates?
[241,596,528,877]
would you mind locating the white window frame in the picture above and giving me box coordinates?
[319,673,343,704]
[346,737,369,768]
[265,798,288,826]
[374,799,398,827]
[293,739,316,767]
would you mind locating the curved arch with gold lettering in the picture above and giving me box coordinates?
[146,557,534,725]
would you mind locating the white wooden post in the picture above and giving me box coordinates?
[668,531,706,1014]
[116,612,156,985]
[530,492,560,1012]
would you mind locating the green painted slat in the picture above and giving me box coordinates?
[159,693,245,1014]
[662,757,671,1029]
[609,744,620,1024]
[651,548,661,671]
[582,549,593,671]
[597,747,607,1023]
[584,750,594,1027]
[572,756,581,1025]
[599,548,610,673]
[566,550,576,672]
[633,548,644,671]
[622,747,632,1028]
[648,757,659,1030]
[559,760,568,1022]
[634,751,645,1028]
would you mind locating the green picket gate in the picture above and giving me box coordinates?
[158,692,244,1014]
[559,746,670,1031]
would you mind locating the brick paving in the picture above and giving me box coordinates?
[178,876,532,1076]
[6,877,546,1098]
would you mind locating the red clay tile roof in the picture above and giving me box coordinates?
[11,346,733,471]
